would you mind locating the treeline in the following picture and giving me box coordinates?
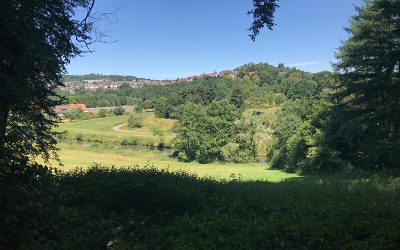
[62,63,335,111]
[62,73,142,82]
[61,63,338,165]
[268,0,400,173]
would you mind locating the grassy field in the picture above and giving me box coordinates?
[45,112,299,182]
[48,142,298,182]
[57,112,175,145]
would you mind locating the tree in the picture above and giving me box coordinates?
[97,108,108,118]
[154,97,174,118]
[64,108,84,120]
[235,114,272,160]
[248,0,280,40]
[142,99,154,110]
[175,100,240,163]
[134,104,144,113]
[114,106,125,116]
[128,114,144,128]
[331,0,400,169]
[0,0,98,161]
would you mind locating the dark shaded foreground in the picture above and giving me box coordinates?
[1,163,400,249]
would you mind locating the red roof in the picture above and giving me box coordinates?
[69,103,87,111]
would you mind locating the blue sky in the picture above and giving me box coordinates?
[67,0,363,80]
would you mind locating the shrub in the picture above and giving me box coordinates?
[222,143,253,163]
[144,139,155,147]
[128,114,144,128]
[64,108,84,120]
[114,106,125,115]
[177,151,190,162]
[97,108,108,118]
[134,104,143,113]
[120,137,140,146]
[75,133,83,141]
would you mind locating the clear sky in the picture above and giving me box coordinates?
[66,0,364,80]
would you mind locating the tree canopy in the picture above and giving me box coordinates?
[0,0,96,162]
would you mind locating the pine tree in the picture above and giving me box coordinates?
[332,0,400,169]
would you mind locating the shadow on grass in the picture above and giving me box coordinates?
[54,165,400,249]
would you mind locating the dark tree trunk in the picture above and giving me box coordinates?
[0,101,10,147]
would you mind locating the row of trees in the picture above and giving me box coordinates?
[269,0,400,173]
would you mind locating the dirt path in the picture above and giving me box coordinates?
[112,123,130,132]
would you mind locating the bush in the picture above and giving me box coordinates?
[97,108,108,118]
[120,137,140,146]
[222,143,252,163]
[177,151,190,162]
[75,133,83,141]
[128,114,144,128]
[64,108,84,120]
[114,106,125,115]
[134,104,143,113]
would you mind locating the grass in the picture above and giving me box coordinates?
[57,112,175,145]
[50,111,297,182]
[47,142,298,182]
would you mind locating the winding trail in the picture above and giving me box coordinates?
[112,123,130,132]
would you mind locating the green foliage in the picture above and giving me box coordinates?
[97,108,108,118]
[221,143,253,163]
[3,163,400,249]
[248,0,279,40]
[142,99,154,110]
[234,114,273,161]
[175,100,240,163]
[134,104,143,113]
[0,161,60,249]
[128,114,144,128]
[64,108,84,120]
[154,97,174,118]
[120,137,140,146]
[113,106,125,116]
[330,0,400,170]
[0,0,96,162]
[75,133,83,141]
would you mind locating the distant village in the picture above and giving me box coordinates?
[61,70,238,93]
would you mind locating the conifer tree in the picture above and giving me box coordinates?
[333,0,400,168]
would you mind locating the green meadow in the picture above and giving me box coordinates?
[49,112,296,182]
[58,112,175,145]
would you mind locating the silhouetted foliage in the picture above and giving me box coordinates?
[248,0,280,40]
[0,0,98,162]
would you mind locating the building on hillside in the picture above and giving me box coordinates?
[53,103,87,114]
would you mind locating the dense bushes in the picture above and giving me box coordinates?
[0,162,60,249]
[63,107,92,120]
[113,106,125,115]
[2,164,400,249]
[128,114,144,128]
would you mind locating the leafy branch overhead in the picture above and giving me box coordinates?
[248,0,279,41]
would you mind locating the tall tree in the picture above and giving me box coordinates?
[0,0,97,162]
[332,0,400,169]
